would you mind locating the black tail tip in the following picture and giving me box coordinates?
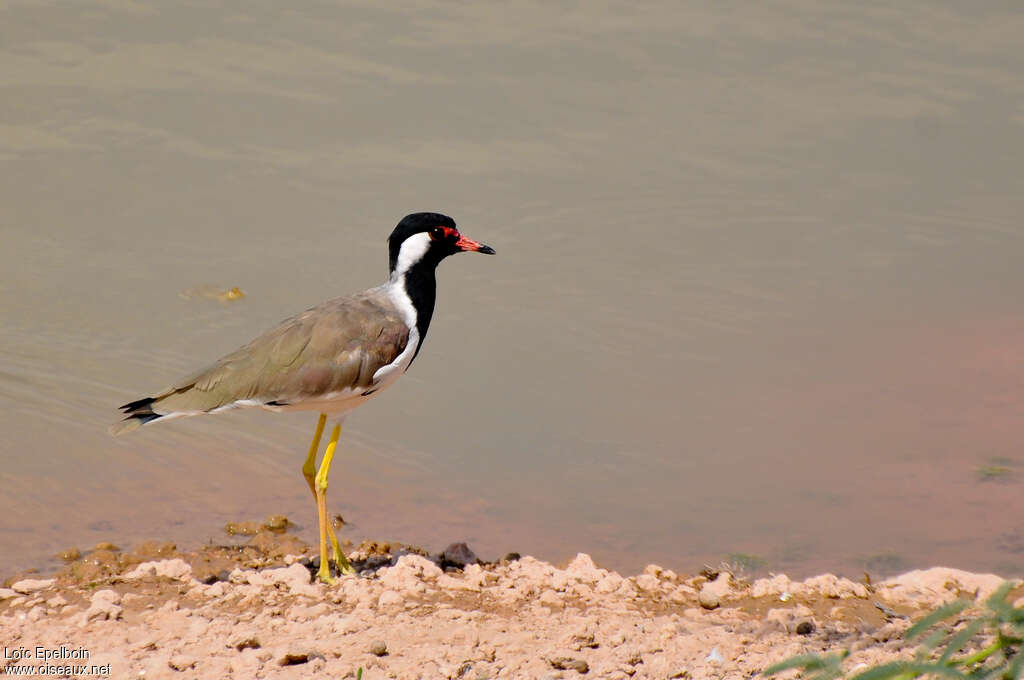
[120,396,156,414]
[111,397,161,435]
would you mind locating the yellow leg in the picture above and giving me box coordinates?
[314,423,355,582]
[301,414,326,495]
[302,414,349,580]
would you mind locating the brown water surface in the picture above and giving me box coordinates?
[2,1,1023,578]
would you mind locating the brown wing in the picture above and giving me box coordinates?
[140,290,409,416]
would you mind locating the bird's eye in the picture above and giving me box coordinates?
[429,226,445,240]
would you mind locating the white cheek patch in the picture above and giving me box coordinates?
[393,232,432,276]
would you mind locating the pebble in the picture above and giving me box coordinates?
[123,558,194,582]
[277,650,311,666]
[548,656,590,674]
[635,574,660,591]
[698,589,719,609]
[565,553,605,584]
[262,514,290,533]
[83,589,123,622]
[698,573,732,610]
[369,640,388,657]
[441,542,480,568]
[229,631,261,651]
[11,578,55,594]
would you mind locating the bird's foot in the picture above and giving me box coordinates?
[315,564,337,585]
[334,549,356,576]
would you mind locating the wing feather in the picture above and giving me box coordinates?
[145,291,409,415]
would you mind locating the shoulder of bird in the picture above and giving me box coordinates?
[146,287,409,414]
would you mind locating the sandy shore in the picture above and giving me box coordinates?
[2,529,1022,680]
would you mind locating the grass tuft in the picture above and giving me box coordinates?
[763,581,1023,679]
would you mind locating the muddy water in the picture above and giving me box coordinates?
[2,2,1023,579]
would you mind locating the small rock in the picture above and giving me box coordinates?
[548,656,589,674]
[804,574,869,599]
[84,589,123,622]
[11,578,55,594]
[565,554,605,584]
[440,542,480,569]
[369,640,388,657]
[503,552,521,562]
[378,554,443,590]
[635,574,660,591]
[262,514,291,533]
[123,558,193,582]
[93,541,120,551]
[698,572,731,609]
[751,574,793,598]
[127,540,177,561]
[568,633,599,651]
[201,570,230,585]
[264,563,317,596]
[83,603,123,623]
[58,547,81,562]
[229,631,260,651]
[225,521,261,536]
[67,549,122,582]
[91,589,122,607]
[698,586,719,609]
[168,654,196,671]
[796,620,815,635]
[278,651,310,666]
[378,591,403,609]
[0,588,18,602]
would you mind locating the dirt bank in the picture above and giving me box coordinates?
[2,531,1021,679]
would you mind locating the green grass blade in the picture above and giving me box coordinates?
[763,653,838,675]
[898,661,971,678]
[1003,649,1024,679]
[940,619,986,663]
[920,629,950,655]
[906,600,972,641]
[854,659,973,680]
[983,582,1015,608]
[851,661,920,680]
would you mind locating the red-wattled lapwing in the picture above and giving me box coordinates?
[111,213,495,582]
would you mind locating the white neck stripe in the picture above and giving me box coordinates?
[391,232,432,279]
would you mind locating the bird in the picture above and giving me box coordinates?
[111,212,495,582]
